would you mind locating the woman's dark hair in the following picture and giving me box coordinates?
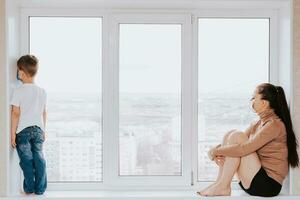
[257,83,299,168]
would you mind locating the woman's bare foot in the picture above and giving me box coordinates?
[196,182,217,196]
[199,183,231,196]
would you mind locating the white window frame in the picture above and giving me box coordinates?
[20,8,109,191]
[18,6,283,192]
[20,9,193,190]
[191,10,280,191]
[108,13,192,188]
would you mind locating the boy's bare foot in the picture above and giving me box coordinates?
[199,183,231,196]
[21,191,35,196]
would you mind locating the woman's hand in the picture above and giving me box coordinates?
[208,144,221,161]
[214,156,225,166]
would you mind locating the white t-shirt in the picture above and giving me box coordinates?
[10,83,47,134]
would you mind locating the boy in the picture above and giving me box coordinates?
[10,55,47,195]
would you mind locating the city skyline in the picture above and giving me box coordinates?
[43,92,258,181]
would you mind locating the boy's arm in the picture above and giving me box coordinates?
[11,106,20,148]
[43,106,47,140]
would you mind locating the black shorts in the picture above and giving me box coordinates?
[239,167,282,197]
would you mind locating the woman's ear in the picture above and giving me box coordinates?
[262,99,270,109]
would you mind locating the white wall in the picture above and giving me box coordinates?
[0,0,298,197]
[0,0,20,195]
[291,0,300,195]
[0,0,8,195]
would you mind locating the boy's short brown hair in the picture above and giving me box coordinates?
[17,54,39,77]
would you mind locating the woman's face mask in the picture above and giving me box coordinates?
[251,88,267,114]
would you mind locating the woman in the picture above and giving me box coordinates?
[197,83,299,197]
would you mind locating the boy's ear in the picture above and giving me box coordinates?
[18,69,27,78]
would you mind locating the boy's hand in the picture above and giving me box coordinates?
[11,105,20,149]
[11,135,17,148]
[43,132,47,141]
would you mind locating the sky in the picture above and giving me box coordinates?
[29,17,269,95]
[198,18,269,95]
[30,17,102,94]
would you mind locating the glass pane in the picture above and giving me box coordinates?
[30,17,102,182]
[119,24,182,176]
[197,19,269,181]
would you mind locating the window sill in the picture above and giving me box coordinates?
[2,190,299,200]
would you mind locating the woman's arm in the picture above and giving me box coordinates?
[212,120,281,157]
[208,122,256,160]
[244,121,257,138]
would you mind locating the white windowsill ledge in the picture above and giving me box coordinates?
[1,190,300,200]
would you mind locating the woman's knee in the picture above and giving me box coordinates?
[222,129,237,144]
[227,131,248,145]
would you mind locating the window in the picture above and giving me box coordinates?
[23,11,275,189]
[29,17,103,182]
[119,24,182,176]
[197,18,270,181]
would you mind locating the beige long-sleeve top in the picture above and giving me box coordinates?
[213,108,288,184]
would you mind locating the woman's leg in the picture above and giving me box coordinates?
[220,131,261,189]
[236,144,261,188]
[201,155,240,196]
[197,129,236,195]
[214,130,237,182]
[201,131,261,196]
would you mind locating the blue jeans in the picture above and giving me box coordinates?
[16,125,47,195]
